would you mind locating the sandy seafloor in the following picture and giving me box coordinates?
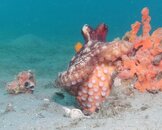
[0,35,162,130]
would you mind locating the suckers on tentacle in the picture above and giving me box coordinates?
[77,63,115,115]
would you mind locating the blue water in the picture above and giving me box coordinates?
[0,0,162,41]
[0,0,162,84]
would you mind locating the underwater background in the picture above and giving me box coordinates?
[0,0,162,86]
[1,1,162,129]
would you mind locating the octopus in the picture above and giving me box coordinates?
[6,70,36,94]
[56,24,133,114]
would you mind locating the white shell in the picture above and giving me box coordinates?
[63,107,90,119]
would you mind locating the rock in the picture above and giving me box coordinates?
[5,103,15,113]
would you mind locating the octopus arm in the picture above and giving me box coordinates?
[100,40,133,62]
[56,41,105,94]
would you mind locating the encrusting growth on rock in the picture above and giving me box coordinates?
[6,70,36,94]
[119,7,162,93]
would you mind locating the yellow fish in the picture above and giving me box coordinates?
[74,42,83,52]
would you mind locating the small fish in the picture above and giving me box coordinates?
[74,42,83,52]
